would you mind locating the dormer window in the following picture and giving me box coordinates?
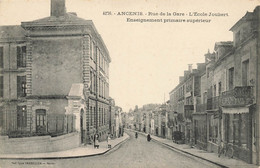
[235,31,240,46]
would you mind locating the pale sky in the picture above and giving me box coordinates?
[0,0,260,111]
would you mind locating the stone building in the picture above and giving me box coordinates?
[168,6,260,165]
[0,0,111,153]
[109,97,116,137]
[169,64,205,144]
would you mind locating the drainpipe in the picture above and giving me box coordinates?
[255,6,260,165]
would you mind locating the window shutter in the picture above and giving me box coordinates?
[0,47,3,68]
[17,46,21,67]
[17,76,21,97]
[0,76,3,97]
[0,107,3,127]
[17,106,21,128]
[22,46,26,67]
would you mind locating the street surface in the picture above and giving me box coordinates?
[0,131,220,168]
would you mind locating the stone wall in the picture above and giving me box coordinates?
[0,132,79,154]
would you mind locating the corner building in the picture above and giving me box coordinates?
[0,0,111,147]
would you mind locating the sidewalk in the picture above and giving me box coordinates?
[129,130,258,168]
[0,134,129,159]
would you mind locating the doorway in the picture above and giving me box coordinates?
[36,109,46,134]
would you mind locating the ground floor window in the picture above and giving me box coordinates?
[0,107,3,128]
[36,109,46,133]
[17,106,27,131]
[194,119,207,144]
[224,113,249,149]
[209,115,218,143]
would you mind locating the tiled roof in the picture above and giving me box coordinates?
[24,13,89,26]
[0,25,26,41]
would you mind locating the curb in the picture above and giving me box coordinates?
[151,138,228,168]
[128,129,227,168]
[0,135,130,160]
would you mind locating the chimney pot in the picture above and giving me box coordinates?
[188,64,192,72]
[51,0,66,17]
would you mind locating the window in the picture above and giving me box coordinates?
[36,109,46,133]
[218,82,222,96]
[0,76,3,97]
[228,67,234,90]
[93,44,97,63]
[98,49,101,67]
[90,71,93,93]
[213,84,216,97]
[17,46,26,68]
[17,106,27,130]
[101,54,103,69]
[90,106,93,126]
[0,107,3,127]
[101,108,103,125]
[242,60,249,86]
[0,47,3,68]
[17,76,26,97]
[209,115,218,143]
[104,109,107,125]
[235,31,240,46]
[99,108,101,126]
[207,67,210,78]
[99,78,101,97]
[90,42,93,60]
[93,106,96,128]
[93,73,96,95]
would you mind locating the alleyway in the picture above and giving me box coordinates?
[0,131,219,168]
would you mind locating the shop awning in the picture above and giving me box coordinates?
[222,107,249,114]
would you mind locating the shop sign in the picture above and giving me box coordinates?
[185,92,192,98]
[221,86,253,107]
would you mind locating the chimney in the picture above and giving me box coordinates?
[188,64,192,72]
[51,0,66,17]
[179,76,184,83]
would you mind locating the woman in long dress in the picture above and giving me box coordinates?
[94,134,99,149]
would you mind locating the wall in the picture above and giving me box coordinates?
[31,37,82,96]
[0,132,80,154]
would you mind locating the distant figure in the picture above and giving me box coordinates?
[107,133,111,148]
[135,132,138,139]
[94,134,99,149]
[147,134,151,142]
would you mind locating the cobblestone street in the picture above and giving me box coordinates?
[0,131,219,168]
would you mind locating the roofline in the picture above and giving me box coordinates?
[21,20,111,62]
[229,11,252,31]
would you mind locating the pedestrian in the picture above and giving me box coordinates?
[107,133,111,148]
[94,134,99,149]
[135,132,138,139]
[147,134,151,142]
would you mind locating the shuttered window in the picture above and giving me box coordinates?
[17,46,26,68]
[0,107,3,127]
[17,106,27,129]
[0,76,3,97]
[17,76,26,97]
[0,47,3,68]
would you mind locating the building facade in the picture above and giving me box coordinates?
[168,6,260,165]
[0,0,111,152]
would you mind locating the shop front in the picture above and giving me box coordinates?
[193,113,207,150]
[222,107,252,163]
[221,86,254,163]
[207,110,220,153]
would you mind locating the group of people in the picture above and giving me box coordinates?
[93,133,112,149]
[93,131,152,149]
[135,132,152,142]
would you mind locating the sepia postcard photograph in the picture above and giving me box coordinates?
[0,0,260,167]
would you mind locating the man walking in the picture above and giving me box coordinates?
[147,134,151,142]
